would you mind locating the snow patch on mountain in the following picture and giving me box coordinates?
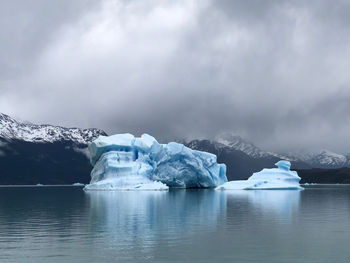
[215,133,270,158]
[214,133,298,161]
[307,150,347,168]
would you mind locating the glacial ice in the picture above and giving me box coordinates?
[216,160,303,190]
[84,133,227,190]
[72,182,85,186]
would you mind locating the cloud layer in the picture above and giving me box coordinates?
[1,0,350,152]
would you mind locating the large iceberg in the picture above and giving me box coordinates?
[84,133,227,190]
[216,160,303,190]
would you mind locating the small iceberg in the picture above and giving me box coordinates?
[216,160,303,190]
[36,183,44,186]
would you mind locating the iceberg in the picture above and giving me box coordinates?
[72,182,85,186]
[216,160,303,190]
[84,133,227,190]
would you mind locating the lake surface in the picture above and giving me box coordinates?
[0,185,350,263]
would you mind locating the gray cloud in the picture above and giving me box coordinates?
[0,0,101,80]
[1,0,350,153]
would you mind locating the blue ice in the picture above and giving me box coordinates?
[216,160,303,190]
[84,133,227,190]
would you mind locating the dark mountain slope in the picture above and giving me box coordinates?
[0,139,93,184]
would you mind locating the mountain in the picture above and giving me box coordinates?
[214,133,270,158]
[213,133,350,169]
[0,113,105,144]
[214,133,298,161]
[0,113,107,185]
[299,150,348,169]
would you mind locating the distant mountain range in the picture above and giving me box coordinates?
[298,149,350,168]
[191,133,350,168]
[0,113,105,144]
[1,112,350,184]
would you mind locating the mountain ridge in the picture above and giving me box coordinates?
[0,113,106,144]
[198,133,350,169]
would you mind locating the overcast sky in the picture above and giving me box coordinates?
[1,0,350,153]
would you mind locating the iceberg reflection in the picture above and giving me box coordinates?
[85,190,226,251]
[224,190,301,222]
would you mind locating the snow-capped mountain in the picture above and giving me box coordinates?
[282,149,350,168]
[0,113,106,144]
[300,150,348,168]
[188,133,350,170]
[215,133,350,168]
[213,133,299,161]
[214,133,270,158]
[0,112,108,185]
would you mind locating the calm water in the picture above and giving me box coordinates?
[0,185,350,263]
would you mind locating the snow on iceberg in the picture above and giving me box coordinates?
[216,160,303,190]
[84,133,227,190]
